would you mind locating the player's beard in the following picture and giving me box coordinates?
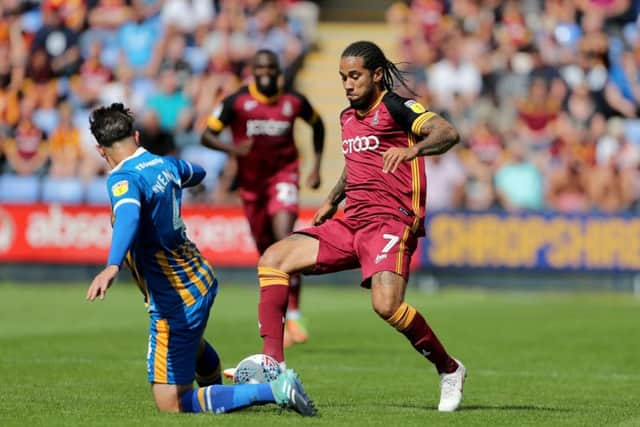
[349,85,376,110]
[257,75,279,97]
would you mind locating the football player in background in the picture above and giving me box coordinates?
[256,41,466,412]
[201,49,325,348]
[86,103,316,416]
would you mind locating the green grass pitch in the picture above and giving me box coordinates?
[0,281,639,426]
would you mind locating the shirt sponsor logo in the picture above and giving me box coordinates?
[246,119,291,137]
[342,135,380,154]
[404,99,426,114]
[135,158,163,171]
[111,180,129,197]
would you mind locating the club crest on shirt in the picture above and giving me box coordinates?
[371,110,379,126]
[111,180,129,197]
[404,100,426,114]
[282,100,293,117]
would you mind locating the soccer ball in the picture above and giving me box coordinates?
[233,354,282,384]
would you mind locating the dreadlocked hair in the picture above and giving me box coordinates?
[341,40,415,95]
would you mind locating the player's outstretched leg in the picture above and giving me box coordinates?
[258,266,290,362]
[270,369,317,417]
[383,302,465,411]
[438,358,466,412]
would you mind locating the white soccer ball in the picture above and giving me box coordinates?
[233,354,282,384]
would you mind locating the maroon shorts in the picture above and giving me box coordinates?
[296,216,418,287]
[241,169,299,254]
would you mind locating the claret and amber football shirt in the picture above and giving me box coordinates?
[339,91,435,236]
[206,84,320,192]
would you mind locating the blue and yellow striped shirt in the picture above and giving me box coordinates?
[106,148,216,316]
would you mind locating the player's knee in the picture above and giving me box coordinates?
[372,299,402,320]
[258,243,287,270]
[154,395,181,413]
[152,383,186,413]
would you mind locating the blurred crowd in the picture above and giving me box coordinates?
[0,0,317,204]
[389,0,640,214]
[3,0,640,214]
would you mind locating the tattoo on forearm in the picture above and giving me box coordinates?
[328,168,347,206]
[417,117,460,156]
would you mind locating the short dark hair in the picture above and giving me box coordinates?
[89,103,135,147]
[341,40,413,94]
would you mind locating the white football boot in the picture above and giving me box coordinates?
[438,359,466,412]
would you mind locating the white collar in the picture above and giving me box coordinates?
[110,147,147,173]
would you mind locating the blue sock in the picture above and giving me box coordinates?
[181,384,275,414]
[196,340,222,386]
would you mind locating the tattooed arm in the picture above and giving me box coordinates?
[382,114,460,173]
[414,114,460,156]
[313,167,347,225]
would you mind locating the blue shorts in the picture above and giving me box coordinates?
[146,289,215,385]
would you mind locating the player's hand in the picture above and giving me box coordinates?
[382,146,419,174]
[312,201,337,225]
[306,168,321,190]
[87,265,119,301]
[232,139,254,157]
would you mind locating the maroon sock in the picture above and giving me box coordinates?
[257,267,290,362]
[386,303,457,374]
[287,274,301,313]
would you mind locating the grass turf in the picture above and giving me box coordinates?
[0,282,639,426]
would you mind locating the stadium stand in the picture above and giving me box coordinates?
[1,0,640,213]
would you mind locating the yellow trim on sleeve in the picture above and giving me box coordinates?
[206,116,225,132]
[410,111,436,135]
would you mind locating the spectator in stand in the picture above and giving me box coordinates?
[4,105,48,176]
[0,6,26,91]
[428,32,482,114]
[605,49,640,118]
[70,40,113,108]
[590,158,637,212]
[425,152,466,211]
[117,3,163,75]
[494,142,544,212]
[138,110,177,156]
[515,77,560,152]
[32,2,82,77]
[146,68,192,131]
[246,0,304,88]
[161,0,214,34]
[154,33,192,86]
[385,2,433,96]
[48,102,83,178]
[88,0,133,30]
